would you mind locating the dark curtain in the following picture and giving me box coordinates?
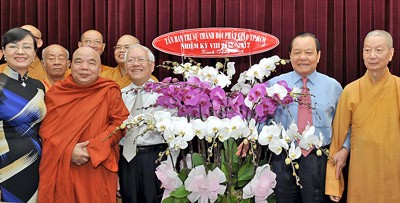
[1,0,399,86]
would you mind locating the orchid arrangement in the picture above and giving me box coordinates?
[115,56,331,203]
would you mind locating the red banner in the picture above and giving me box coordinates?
[152,28,279,58]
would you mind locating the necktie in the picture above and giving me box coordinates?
[297,77,313,157]
[123,87,143,162]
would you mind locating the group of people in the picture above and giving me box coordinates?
[0,25,163,203]
[0,24,399,203]
[268,31,400,203]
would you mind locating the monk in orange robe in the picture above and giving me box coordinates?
[100,35,140,89]
[40,44,70,92]
[326,30,400,203]
[101,34,158,89]
[38,47,129,203]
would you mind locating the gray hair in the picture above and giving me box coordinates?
[124,44,155,62]
[42,45,70,60]
[365,30,393,48]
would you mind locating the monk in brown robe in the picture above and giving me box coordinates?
[326,30,400,203]
[38,47,129,203]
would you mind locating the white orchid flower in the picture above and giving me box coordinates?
[201,66,219,83]
[258,123,282,146]
[162,127,176,143]
[268,138,289,155]
[191,119,207,139]
[298,125,319,150]
[282,122,299,142]
[288,142,301,160]
[245,119,259,141]
[153,110,172,123]
[259,55,280,75]
[156,117,173,133]
[227,116,249,139]
[226,61,236,78]
[258,122,288,155]
[169,134,190,150]
[291,86,302,99]
[205,116,224,142]
[215,73,231,88]
[267,84,288,100]
[317,132,324,147]
[216,127,231,142]
[246,64,267,81]
[172,117,193,138]
[173,62,190,75]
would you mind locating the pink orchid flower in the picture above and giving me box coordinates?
[155,161,183,200]
[184,165,226,203]
[243,164,277,202]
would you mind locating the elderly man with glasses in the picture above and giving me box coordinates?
[118,44,176,203]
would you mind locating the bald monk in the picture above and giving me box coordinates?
[326,30,400,203]
[0,25,46,80]
[101,35,158,89]
[100,35,140,89]
[65,30,113,76]
[41,44,70,91]
[38,47,129,203]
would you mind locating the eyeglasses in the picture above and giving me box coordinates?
[126,57,151,64]
[6,44,34,52]
[82,40,103,46]
[113,45,131,50]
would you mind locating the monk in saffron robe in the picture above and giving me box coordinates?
[326,30,400,203]
[38,47,129,203]
[40,44,70,92]
[101,34,158,89]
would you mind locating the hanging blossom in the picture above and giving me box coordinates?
[184,165,227,203]
[243,164,277,202]
[155,161,183,200]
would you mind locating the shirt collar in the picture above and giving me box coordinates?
[293,70,317,85]
[3,66,28,81]
[129,78,155,88]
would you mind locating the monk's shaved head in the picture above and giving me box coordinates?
[21,24,43,48]
[71,47,101,85]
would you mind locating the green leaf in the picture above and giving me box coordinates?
[220,161,230,179]
[231,162,240,174]
[161,196,175,203]
[240,199,251,203]
[191,153,204,167]
[236,179,250,188]
[162,196,190,203]
[267,193,277,203]
[221,149,226,163]
[237,162,255,181]
[169,185,190,198]
[178,168,190,182]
